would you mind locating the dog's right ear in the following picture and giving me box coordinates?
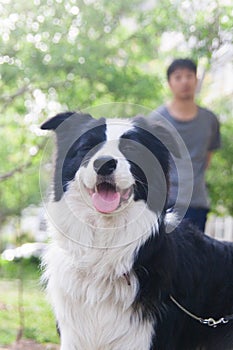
[41,112,75,130]
[41,112,93,131]
[146,113,183,158]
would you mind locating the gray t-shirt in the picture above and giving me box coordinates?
[150,105,221,209]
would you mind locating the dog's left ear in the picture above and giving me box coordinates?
[41,112,93,131]
[151,121,181,158]
[135,115,181,158]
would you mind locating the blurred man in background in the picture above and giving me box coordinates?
[151,58,220,232]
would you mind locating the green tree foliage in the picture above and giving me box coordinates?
[207,101,233,216]
[0,0,233,223]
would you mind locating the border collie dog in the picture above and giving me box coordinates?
[41,112,233,350]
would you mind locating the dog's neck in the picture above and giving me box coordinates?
[48,192,160,250]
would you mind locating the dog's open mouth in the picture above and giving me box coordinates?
[87,179,133,213]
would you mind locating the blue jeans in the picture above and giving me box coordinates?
[184,207,209,232]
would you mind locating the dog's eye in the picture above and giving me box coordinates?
[122,143,136,153]
[79,145,92,153]
[121,141,133,151]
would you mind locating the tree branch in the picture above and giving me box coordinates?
[0,140,47,181]
[0,160,33,181]
[0,84,30,102]
[0,84,31,114]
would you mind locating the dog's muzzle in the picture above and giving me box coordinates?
[82,156,132,213]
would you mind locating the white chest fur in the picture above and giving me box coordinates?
[43,191,158,349]
[44,244,155,350]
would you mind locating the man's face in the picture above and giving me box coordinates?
[168,68,197,100]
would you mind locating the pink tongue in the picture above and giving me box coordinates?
[92,190,121,213]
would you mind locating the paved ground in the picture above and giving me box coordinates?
[0,340,59,350]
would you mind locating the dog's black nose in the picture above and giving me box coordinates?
[93,156,118,175]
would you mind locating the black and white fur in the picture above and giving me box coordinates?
[41,112,233,350]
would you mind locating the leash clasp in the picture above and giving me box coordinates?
[201,317,229,328]
[170,295,231,328]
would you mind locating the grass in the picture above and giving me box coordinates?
[0,258,59,346]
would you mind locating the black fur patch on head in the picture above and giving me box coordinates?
[41,112,107,201]
[119,117,171,214]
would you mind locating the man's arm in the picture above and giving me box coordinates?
[206,151,213,169]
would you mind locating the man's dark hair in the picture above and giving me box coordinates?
[167,58,197,80]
